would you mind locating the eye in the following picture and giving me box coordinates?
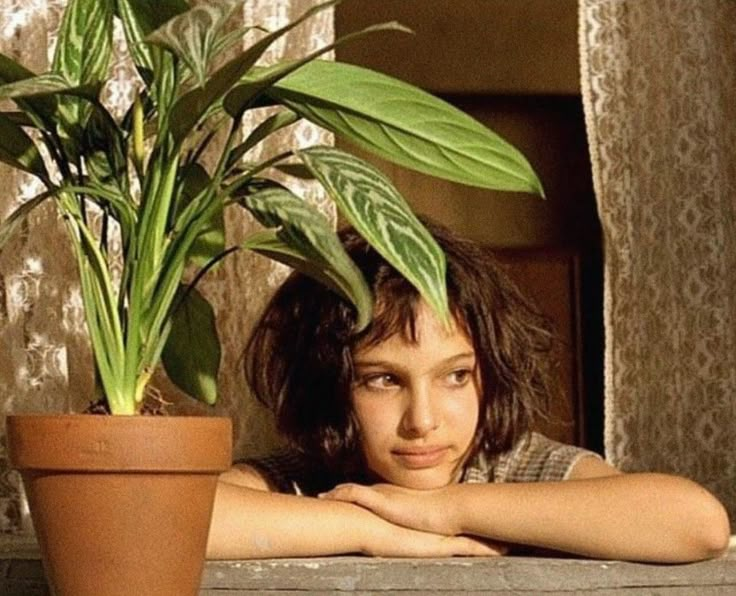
[446,368,472,387]
[357,373,400,391]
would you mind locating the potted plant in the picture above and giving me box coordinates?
[0,0,542,594]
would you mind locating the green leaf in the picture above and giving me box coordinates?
[241,187,373,330]
[59,183,138,248]
[81,103,127,191]
[0,73,86,100]
[298,146,449,325]
[226,109,300,171]
[0,52,38,85]
[0,73,101,163]
[178,163,225,268]
[212,25,267,58]
[0,112,35,127]
[161,285,221,404]
[165,0,339,145]
[222,21,408,119]
[56,193,126,406]
[146,0,240,88]
[0,73,103,164]
[270,60,544,195]
[0,112,48,180]
[0,53,57,129]
[273,163,315,180]
[0,189,55,252]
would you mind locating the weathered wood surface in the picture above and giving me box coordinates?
[2,535,735,594]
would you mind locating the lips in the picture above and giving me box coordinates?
[392,446,449,468]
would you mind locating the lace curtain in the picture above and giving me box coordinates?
[0,0,334,533]
[579,0,736,520]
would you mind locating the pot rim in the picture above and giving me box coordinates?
[6,413,232,473]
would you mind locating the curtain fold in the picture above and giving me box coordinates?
[0,0,334,533]
[579,0,736,520]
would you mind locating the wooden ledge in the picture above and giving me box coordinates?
[2,535,735,594]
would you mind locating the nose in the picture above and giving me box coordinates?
[401,383,439,437]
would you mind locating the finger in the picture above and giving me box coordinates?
[481,540,509,556]
[318,482,358,499]
[451,535,507,557]
[319,484,385,510]
[323,484,446,534]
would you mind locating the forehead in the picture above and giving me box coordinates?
[353,302,474,361]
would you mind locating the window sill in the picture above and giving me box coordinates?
[2,535,735,594]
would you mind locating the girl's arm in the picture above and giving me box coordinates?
[206,464,505,559]
[321,458,731,563]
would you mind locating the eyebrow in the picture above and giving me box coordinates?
[353,352,477,370]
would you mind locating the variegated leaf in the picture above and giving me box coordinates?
[51,0,113,141]
[116,0,189,74]
[166,0,339,145]
[116,1,186,110]
[298,146,450,324]
[271,60,544,195]
[52,0,113,85]
[242,187,373,330]
[146,0,240,88]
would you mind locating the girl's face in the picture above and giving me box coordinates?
[351,302,481,489]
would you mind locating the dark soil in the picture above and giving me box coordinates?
[82,390,172,416]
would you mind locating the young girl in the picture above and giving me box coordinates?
[207,220,730,562]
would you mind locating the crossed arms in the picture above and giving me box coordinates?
[206,456,730,562]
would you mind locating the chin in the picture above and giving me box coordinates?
[385,468,455,490]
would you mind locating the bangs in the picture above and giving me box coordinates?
[352,276,422,351]
[351,273,468,353]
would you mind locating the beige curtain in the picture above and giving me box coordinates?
[0,0,334,534]
[579,0,736,520]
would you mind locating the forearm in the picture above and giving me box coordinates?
[448,474,730,562]
[206,480,501,559]
[207,481,377,559]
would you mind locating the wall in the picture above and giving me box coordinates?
[336,0,604,448]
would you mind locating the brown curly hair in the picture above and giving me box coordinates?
[245,219,555,473]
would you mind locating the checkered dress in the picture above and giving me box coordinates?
[241,433,600,496]
[462,432,599,484]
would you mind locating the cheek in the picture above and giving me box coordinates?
[352,403,393,471]
[351,396,395,446]
[353,399,393,434]
[446,389,481,440]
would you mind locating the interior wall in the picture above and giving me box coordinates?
[336,0,604,450]
[336,0,580,95]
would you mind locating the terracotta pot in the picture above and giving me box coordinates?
[6,414,232,596]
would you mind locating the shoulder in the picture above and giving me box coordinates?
[465,432,603,483]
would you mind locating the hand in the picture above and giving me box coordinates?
[320,482,458,535]
[364,521,507,558]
